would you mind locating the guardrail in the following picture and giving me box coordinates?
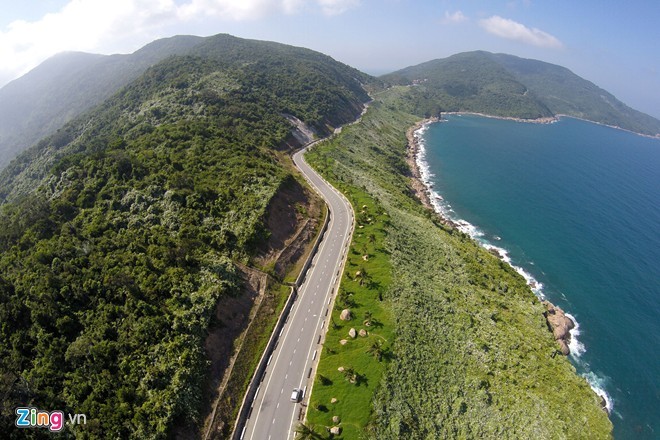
[228,104,366,440]
[230,202,330,440]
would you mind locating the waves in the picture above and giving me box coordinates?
[414,121,613,413]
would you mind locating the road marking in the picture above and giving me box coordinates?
[312,350,317,360]
[245,152,353,440]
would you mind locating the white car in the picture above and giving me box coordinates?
[290,388,301,403]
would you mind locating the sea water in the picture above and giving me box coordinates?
[418,115,660,439]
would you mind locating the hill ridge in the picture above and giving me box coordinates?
[382,50,660,137]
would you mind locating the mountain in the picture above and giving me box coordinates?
[0,33,374,438]
[383,51,660,136]
[0,35,204,170]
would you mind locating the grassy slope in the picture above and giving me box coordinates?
[304,87,612,439]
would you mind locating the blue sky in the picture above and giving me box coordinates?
[1,0,659,118]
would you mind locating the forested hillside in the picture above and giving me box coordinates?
[0,34,373,438]
[0,35,205,170]
[384,51,660,136]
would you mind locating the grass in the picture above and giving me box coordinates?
[305,190,394,439]
[303,89,612,439]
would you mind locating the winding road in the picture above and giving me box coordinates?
[239,141,354,440]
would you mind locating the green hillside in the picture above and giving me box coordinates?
[0,35,205,170]
[0,37,622,439]
[383,51,660,136]
[305,86,612,439]
[0,34,373,438]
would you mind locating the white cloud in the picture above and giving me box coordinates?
[176,0,277,21]
[317,0,361,16]
[442,10,467,24]
[0,0,361,86]
[479,15,563,49]
[0,0,179,85]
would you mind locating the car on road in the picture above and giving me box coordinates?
[290,388,302,403]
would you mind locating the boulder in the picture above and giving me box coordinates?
[340,309,352,321]
[339,339,348,345]
[330,426,342,435]
[599,395,610,415]
[359,329,368,337]
[337,366,345,372]
[331,398,338,404]
[332,416,340,424]
[543,300,575,355]
[348,328,357,339]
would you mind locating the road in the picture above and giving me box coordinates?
[240,143,354,440]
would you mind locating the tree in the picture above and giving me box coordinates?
[355,267,368,286]
[363,310,373,326]
[367,340,385,362]
[295,422,323,440]
[337,289,354,308]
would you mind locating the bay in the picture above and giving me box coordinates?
[419,115,660,439]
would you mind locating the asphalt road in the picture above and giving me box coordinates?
[240,144,353,440]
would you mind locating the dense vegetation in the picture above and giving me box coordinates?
[383,51,660,136]
[0,35,372,438]
[0,35,205,170]
[304,87,612,439]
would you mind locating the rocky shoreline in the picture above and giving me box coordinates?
[405,119,436,210]
[406,118,576,358]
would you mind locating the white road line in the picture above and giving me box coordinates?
[245,149,353,440]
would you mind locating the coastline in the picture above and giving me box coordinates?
[405,118,437,211]
[406,117,613,414]
[446,110,660,139]
[443,111,558,125]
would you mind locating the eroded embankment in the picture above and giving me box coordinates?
[200,175,323,439]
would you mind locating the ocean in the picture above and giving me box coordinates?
[417,115,660,439]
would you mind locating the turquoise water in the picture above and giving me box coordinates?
[419,115,660,439]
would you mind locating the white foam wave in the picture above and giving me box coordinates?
[583,371,614,414]
[415,123,545,298]
[565,313,586,358]
[413,121,612,411]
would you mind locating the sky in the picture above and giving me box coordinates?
[1,0,659,118]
